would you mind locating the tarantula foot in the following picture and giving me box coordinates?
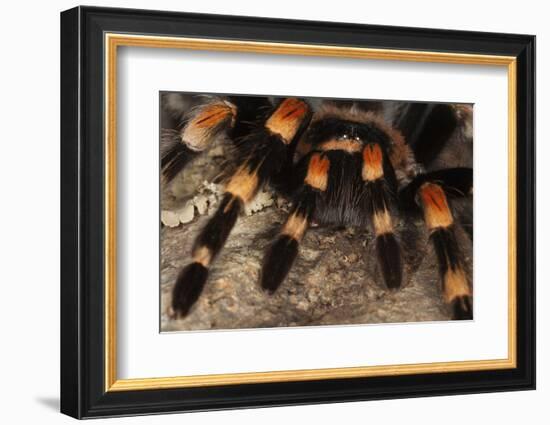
[451,295,473,320]
[375,233,403,290]
[261,235,299,294]
[171,262,209,318]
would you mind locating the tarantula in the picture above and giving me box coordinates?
[161,95,473,321]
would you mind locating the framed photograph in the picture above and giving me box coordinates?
[60,6,535,419]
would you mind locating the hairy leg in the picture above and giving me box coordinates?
[418,182,473,320]
[261,152,329,292]
[361,142,404,289]
[171,98,311,317]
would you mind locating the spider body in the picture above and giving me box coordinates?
[161,95,473,322]
[293,108,411,229]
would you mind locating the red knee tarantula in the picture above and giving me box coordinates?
[161,95,473,321]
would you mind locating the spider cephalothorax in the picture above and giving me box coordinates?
[161,95,473,321]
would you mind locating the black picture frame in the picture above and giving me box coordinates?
[61,5,535,419]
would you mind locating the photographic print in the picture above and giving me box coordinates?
[160,93,474,332]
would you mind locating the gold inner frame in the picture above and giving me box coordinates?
[104,33,517,392]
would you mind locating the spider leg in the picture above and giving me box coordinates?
[399,168,473,210]
[361,143,403,289]
[417,182,473,320]
[161,97,238,182]
[261,152,328,292]
[393,103,458,168]
[171,98,311,317]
